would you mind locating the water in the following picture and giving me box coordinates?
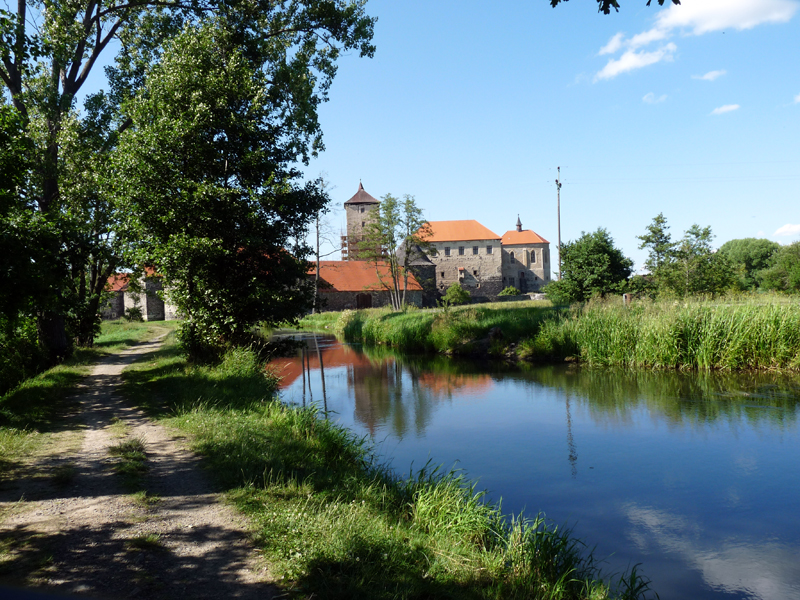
[268,333,800,600]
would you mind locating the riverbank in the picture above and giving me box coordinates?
[121,334,653,599]
[300,296,800,371]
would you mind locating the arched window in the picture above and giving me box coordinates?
[510,252,515,263]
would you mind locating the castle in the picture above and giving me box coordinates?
[339,183,551,300]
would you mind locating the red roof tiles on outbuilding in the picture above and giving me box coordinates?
[313,261,422,292]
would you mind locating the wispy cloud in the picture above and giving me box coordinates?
[595,44,677,81]
[643,92,667,104]
[693,70,727,81]
[711,104,740,114]
[775,223,800,236]
[795,92,800,103]
[595,0,799,80]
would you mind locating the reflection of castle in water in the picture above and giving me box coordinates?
[268,337,494,438]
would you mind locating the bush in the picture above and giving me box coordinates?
[441,283,470,306]
[498,286,521,297]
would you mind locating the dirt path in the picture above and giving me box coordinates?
[0,333,280,599]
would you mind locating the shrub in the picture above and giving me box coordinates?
[442,283,470,306]
[498,286,521,297]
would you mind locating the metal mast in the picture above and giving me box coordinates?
[555,166,562,281]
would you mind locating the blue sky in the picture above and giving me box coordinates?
[306,0,800,272]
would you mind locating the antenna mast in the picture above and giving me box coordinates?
[555,167,562,281]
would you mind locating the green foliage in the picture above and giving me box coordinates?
[519,297,800,371]
[116,22,335,359]
[549,0,680,15]
[498,286,521,296]
[638,216,736,298]
[718,238,780,290]
[442,282,471,306]
[758,242,800,293]
[545,228,633,304]
[1,0,375,359]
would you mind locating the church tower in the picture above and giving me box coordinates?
[342,182,380,260]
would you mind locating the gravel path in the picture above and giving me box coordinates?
[0,333,279,599]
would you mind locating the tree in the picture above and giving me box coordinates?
[442,282,470,306]
[115,22,341,358]
[758,242,800,293]
[718,238,781,291]
[0,0,375,360]
[550,0,680,15]
[359,194,432,310]
[658,224,735,297]
[638,213,674,274]
[544,228,633,304]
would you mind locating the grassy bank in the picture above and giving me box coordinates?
[0,320,177,471]
[520,298,800,371]
[122,335,653,599]
[302,301,560,356]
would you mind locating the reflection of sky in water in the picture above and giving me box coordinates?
[270,335,800,600]
[625,504,800,600]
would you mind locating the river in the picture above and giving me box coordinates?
[268,332,800,600]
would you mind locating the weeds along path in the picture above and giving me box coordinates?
[0,331,278,599]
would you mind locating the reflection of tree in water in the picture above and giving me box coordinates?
[524,365,800,429]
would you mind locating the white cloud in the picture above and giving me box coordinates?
[775,223,800,236]
[693,69,727,81]
[794,92,800,103]
[711,104,740,114]
[599,33,625,55]
[594,0,799,80]
[643,92,667,103]
[655,0,799,35]
[595,44,677,81]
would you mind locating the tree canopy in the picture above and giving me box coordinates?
[0,0,375,360]
[718,238,781,291]
[545,228,633,304]
[759,242,800,293]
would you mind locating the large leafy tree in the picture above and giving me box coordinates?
[545,228,633,304]
[759,242,800,293]
[0,0,375,360]
[718,238,781,291]
[115,22,337,357]
[359,194,432,310]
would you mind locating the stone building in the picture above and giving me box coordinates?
[500,217,551,292]
[102,269,179,321]
[423,220,504,296]
[341,183,380,260]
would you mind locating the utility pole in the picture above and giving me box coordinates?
[555,166,562,281]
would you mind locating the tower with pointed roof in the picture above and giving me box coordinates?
[342,182,380,260]
[500,217,551,292]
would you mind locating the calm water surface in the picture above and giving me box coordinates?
[269,333,800,600]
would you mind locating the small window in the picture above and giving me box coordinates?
[510,277,515,287]
[360,206,365,213]
[473,246,478,255]
[510,251,516,263]
[473,270,478,276]
[486,246,493,254]
[361,221,365,227]
[440,271,445,278]
[444,246,450,256]
[531,251,536,264]
[458,246,464,256]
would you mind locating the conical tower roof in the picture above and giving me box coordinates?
[344,182,380,205]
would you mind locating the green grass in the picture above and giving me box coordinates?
[519,297,800,371]
[122,334,654,600]
[108,436,149,486]
[301,302,561,356]
[126,533,163,551]
[0,320,176,471]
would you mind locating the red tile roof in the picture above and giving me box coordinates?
[424,220,500,243]
[105,267,161,292]
[501,229,549,245]
[344,182,380,205]
[313,261,422,292]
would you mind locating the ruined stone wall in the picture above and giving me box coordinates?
[427,239,503,296]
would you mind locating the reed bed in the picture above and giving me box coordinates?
[521,298,800,371]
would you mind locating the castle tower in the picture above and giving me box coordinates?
[342,182,380,260]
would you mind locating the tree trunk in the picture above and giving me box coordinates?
[38,312,69,362]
